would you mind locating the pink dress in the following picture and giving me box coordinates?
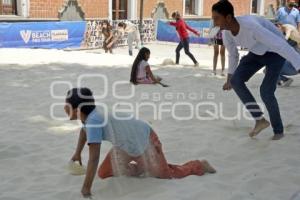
[136,60,154,84]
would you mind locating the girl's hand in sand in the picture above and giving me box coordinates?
[81,187,92,198]
[71,153,82,165]
[223,74,233,91]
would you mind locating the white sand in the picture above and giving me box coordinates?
[0,43,299,200]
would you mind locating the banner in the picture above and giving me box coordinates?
[82,19,156,49]
[0,21,86,49]
[156,20,211,44]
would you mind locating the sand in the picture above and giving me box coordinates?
[0,43,299,200]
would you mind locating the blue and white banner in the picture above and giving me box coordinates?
[0,21,86,49]
[156,20,211,44]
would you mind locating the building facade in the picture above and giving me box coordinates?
[0,0,298,20]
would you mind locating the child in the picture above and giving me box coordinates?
[209,21,226,76]
[168,11,200,66]
[130,47,162,85]
[65,88,216,198]
[101,20,114,54]
[117,21,141,56]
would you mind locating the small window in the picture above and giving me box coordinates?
[0,0,17,15]
[112,0,128,20]
[185,0,196,15]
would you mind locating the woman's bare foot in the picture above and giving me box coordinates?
[249,118,270,138]
[201,160,216,174]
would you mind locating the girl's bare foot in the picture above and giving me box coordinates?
[249,118,270,138]
[201,160,216,174]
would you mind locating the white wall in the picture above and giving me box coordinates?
[128,0,137,20]
[259,0,265,15]
[195,0,203,16]
[108,0,112,20]
[17,0,29,17]
[251,0,265,15]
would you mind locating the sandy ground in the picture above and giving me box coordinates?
[0,43,299,200]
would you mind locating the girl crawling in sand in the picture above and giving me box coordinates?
[65,87,216,198]
[130,47,163,85]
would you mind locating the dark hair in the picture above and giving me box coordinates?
[102,20,112,34]
[287,1,296,8]
[118,22,126,28]
[171,11,179,19]
[102,20,112,28]
[130,47,151,84]
[212,0,234,17]
[66,88,95,116]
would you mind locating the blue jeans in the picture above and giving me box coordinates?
[278,61,298,81]
[175,37,198,64]
[230,52,285,134]
[279,41,299,81]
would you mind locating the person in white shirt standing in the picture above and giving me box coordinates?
[211,0,300,140]
[117,22,142,56]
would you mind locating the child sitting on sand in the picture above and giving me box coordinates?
[65,87,216,198]
[130,47,162,85]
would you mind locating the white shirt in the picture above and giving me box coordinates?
[137,60,149,79]
[223,15,300,74]
[125,22,138,33]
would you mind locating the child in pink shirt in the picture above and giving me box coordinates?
[130,47,162,84]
